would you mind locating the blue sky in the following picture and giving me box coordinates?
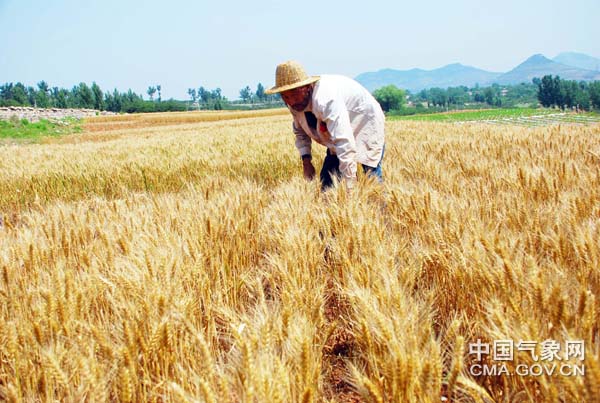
[1,0,598,100]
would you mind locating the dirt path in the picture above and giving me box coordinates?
[322,279,363,403]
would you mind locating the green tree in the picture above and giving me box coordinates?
[536,75,556,107]
[36,81,50,108]
[103,92,114,111]
[429,88,448,108]
[560,80,578,109]
[212,88,223,110]
[27,86,36,106]
[107,89,123,112]
[157,84,161,102]
[75,83,94,108]
[589,81,600,110]
[147,86,156,101]
[198,87,210,105]
[575,82,591,110]
[55,88,69,108]
[187,88,197,103]
[553,76,565,109]
[13,83,28,105]
[256,83,265,102]
[373,85,405,112]
[51,87,59,106]
[415,89,430,106]
[0,83,14,105]
[91,82,104,110]
[240,85,252,103]
[447,86,468,106]
[484,87,495,106]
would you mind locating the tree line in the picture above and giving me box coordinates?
[0,81,283,113]
[186,87,227,110]
[372,83,539,113]
[412,83,540,109]
[534,75,600,111]
[0,81,188,113]
[6,77,598,115]
[185,83,282,109]
[237,83,280,104]
[372,78,600,114]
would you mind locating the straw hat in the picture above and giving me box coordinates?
[265,61,320,94]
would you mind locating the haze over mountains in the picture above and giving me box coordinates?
[355,52,600,93]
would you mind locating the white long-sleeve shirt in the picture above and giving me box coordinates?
[289,74,385,181]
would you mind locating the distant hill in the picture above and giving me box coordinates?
[553,52,600,72]
[355,64,501,93]
[356,52,600,92]
[495,54,600,84]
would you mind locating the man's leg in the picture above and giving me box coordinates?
[361,145,385,182]
[320,149,341,190]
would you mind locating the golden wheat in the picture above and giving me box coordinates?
[0,110,599,402]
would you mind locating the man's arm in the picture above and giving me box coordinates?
[293,120,316,180]
[293,120,312,158]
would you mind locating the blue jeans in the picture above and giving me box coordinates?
[320,145,385,190]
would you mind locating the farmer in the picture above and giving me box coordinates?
[265,61,385,190]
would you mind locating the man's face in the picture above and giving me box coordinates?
[281,84,313,112]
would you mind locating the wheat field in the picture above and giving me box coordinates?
[0,109,599,402]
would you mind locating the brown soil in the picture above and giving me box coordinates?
[322,280,363,403]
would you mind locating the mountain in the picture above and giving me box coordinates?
[356,53,600,92]
[355,63,502,93]
[495,54,600,84]
[553,52,600,72]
